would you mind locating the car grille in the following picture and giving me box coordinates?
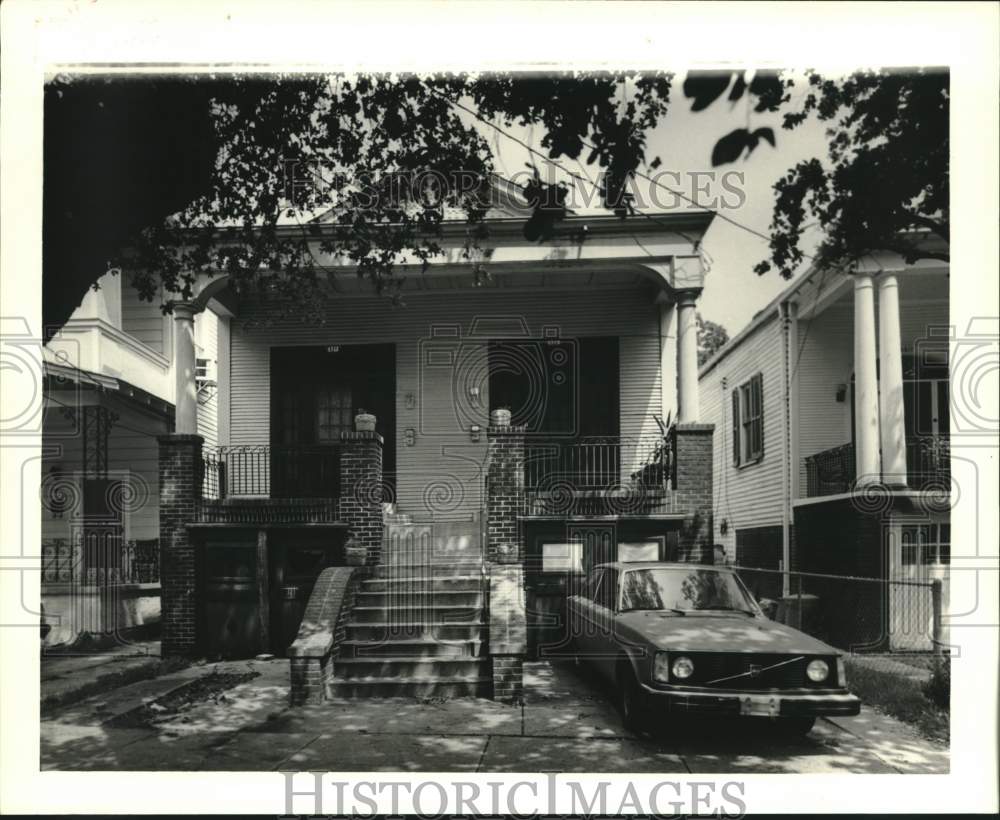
[671,652,838,690]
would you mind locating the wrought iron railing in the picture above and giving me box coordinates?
[805,442,857,497]
[41,536,160,584]
[804,436,950,497]
[907,435,950,491]
[524,435,671,494]
[201,444,341,500]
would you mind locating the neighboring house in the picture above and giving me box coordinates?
[699,238,950,651]
[40,272,222,645]
[146,192,720,701]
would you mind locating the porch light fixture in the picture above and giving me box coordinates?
[835,383,848,402]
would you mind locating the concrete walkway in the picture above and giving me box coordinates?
[40,656,949,774]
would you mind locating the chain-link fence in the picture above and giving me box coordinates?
[732,564,947,683]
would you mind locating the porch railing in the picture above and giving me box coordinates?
[524,435,672,493]
[41,536,160,585]
[804,436,950,497]
[201,444,341,500]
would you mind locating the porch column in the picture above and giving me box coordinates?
[172,302,198,435]
[676,291,700,423]
[877,274,908,487]
[853,274,881,485]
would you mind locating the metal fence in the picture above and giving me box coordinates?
[524,435,672,493]
[41,536,160,584]
[732,563,946,679]
[201,444,341,500]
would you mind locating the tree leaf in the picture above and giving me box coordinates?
[683,71,734,112]
[711,129,751,167]
[752,127,776,148]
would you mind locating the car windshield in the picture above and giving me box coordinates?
[619,567,757,613]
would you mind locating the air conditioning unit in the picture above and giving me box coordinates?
[195,357,217,388]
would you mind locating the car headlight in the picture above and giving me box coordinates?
[671,655,695,680]
[806,659,830,682]
[653,652,671,683]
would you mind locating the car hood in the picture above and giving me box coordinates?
[616,611,839,655]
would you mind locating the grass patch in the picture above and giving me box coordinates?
[845,658,949,744]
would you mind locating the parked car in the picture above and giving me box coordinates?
[567,562,860,734]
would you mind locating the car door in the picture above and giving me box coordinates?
[589,568,620,681]
[571,568,603,658]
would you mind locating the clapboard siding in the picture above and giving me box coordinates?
[121,279,166,355]
[41,400,169,544]
[700,312,786,555]
[230,287,665,518]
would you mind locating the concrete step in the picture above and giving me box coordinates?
[361,576,483,593]
[334,657,486,679]
[340,638,485,658]
[355,590,484,608]
[345,621,485,642]
[326,675,491,699]
[350,604,484,623]
[371,562,483,580]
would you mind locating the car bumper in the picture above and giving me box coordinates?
[639,683,861,717]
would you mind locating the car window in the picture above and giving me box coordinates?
[594,569,618,610]
[581,569,604,602]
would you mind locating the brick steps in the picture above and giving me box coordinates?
[334,657,484,679]
[371,562,484,579]
[350,604,484,623]
[345,621,485,642]
[355,590,484,608]
[326,675,491,699]
[361,576,482,590]
[340,638,485,658]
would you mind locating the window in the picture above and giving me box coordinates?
[542,542,584,573]
[901,522,951,566]
[316,387,353,442]
[732,372,764,466]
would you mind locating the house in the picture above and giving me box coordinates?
[699,238,950,652]
[148,198,719,702]
[40,272,222,646]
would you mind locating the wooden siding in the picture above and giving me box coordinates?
[121,277,166,355]
[700,311,786,555]
[230,287,665,519]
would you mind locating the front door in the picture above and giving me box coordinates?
[270,345,396,498]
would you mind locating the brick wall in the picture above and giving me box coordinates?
[338,431,384,565]
[486,425,525,563]
[492,655,524,703]
[158,434,204,656]
[672,423,715,562]
[288,565,365,705]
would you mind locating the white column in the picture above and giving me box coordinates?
[676,291,700,423]
[853,274,881,485]
[878,273,908,487]
[172,302,198,435]
[658,301,677,422]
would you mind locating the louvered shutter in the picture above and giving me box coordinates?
[731,389,741,465]
[752,373,764,459]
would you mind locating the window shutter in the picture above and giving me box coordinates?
[731,389,741,465]
[753,373,764,459]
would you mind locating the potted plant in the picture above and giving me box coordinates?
[344,535,367,566]
[354,409,376,432]
[490,407,512,426]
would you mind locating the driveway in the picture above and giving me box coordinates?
[40,657,948,773]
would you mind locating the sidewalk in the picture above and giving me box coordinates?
[40,656,949,774]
